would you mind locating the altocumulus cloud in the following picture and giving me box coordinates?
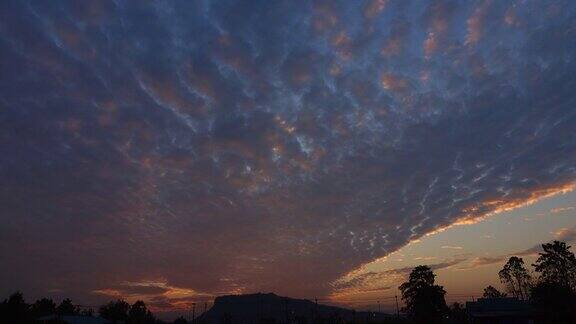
[1,0,576,309]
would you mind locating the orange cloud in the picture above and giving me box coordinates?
[466,0,492,46]
[380,73,409,92]
[93,279,210,312]
[311,1,339,34]
[424,32,437,58]
[441,245,464,250]
[364,0,387,19]
[551,206,575,214]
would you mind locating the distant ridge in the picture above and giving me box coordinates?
[199,292,391,323]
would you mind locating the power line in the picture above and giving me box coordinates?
[395,295,399,318]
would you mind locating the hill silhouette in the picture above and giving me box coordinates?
[199,293,390,323]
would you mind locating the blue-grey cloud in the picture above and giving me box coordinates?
[1,0,576,310]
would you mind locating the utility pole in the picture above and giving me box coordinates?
[192,302,196,323]
[378,300,381,313]
[258,294,262,322]
[395,295,400,318]
[284,297,288,323]
[314,298,318,320]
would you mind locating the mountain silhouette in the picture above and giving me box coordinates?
[199,293,390,323]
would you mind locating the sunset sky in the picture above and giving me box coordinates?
[1,0,576,318]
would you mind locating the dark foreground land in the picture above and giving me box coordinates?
[200,293,395,323]
[3,240,576,323]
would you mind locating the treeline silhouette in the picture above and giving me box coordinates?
[0,293,169,324]
[2,240,576,324]
[398,240,576,324]
[494,240,576,322]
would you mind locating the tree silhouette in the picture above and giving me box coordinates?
[447,302,468,323]
[99,299,130,323]
[399,265,447,324]
[530,241,576,322]
[532,240,576,289]
[0,292,166,324]
[531,281,575,322]
[128,300,156,324]
[80,308,94,317]
[57,298,79,316]
[0,292,29,323]
[482,285,506,298]
[30,297,56,318]
[498,256,532,300]
[173,316,188,324]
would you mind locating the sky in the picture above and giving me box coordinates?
[1,0,576,317]
[332,189,576,312]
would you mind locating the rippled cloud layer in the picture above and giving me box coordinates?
[1,0,576,310]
